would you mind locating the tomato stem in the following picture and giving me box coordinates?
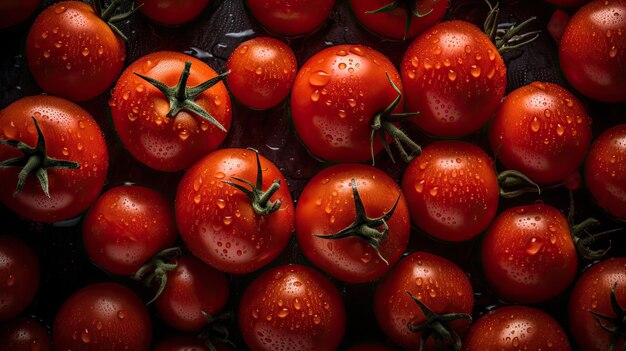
[588,283,626,351]
[364,0,437,40]
[496,169,541,198]
[483,0,540,54]
[198,311,236,351]
[568,191,620,260]
[91,0,141,41]
[132,246,183,305]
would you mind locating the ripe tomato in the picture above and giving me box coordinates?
[246,0,335,36]
[110,51,231,172]
[137,0,210,26]
[0,236,39,321]
[349,0,447,40]
[26,1,129,102]
[401,141,499,242]
[374,252,473,350]
[226,37,297,110]
[0,0,39,29]
[176,149,294,274]
[295,164,410,283]
[559,0,626,102]
[82,185,177,276]
[482,204,578,303]
[0,96,108,223]
[53,282,151,351]
[0,317,51,351]
[462,306,571,350]
[584,124,626,219]
[238,264,346,351]
[489,82,592,185]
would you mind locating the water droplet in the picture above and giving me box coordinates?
[556,124,564,136]
[411,56,419,67]
[447,69,457,81]
[277,308,289,318]
[423,61,433,70]
[544,109,552,118]
[488,50,496,61]
[429,289,437,297]
[610,155,617,164]
[95,321,103,330]
[77,143,83,151]
[98,46,104,55]
[429,187,439,196]
[193,194,201,204]
[407,71,416,79]
[526,237,544,255]
[309,70,331,87]
[62,147,69,156]
[464,45,472,53]
[214,172,225,179]
[43,50,50,58]
[81,330,90,344]
[531,117,540,132]
[350,46,364,56]
[512,337,520,347]
[609,45,618,58]
[252,309,259,319]
[81,48,89,56]
[310,90,320,102]
[55,6,67,14]
[223,216,233,225]
[6,274,15,286]
[347,98,357,107]
[66,63,72,70]
[338,110,346,118]
[117,311,126,319]
[179,130,190,141]
[255,67,263,75]
[415,277,423,286]
[470,65,481,78]
[338,62,347,70]
[216,198,226,209]
[415,180,425,193]
[313,314,321,324]
[336,50,348,56]
[419,161,429,170]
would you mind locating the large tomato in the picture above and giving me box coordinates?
[0,236,39,321]
[0,317,51,351]
[137,0,210,26]
[0,0,39,29]
[246,0,335,36]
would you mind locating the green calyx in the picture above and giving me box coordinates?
[313,178,400,265]
[483,1,541,54]
[497,169,541,198]
[197,311,236,351]
[91,0,142,41]
[406,291,472,351]
[365,0,440,40]
[588,283,626,351]
[0,117,80,198]
[132,246,182,305]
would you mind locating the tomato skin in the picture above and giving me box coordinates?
[238,264,346,351]
[0,0,39,29]
[489,82,592,185]
[26,1,126,102]
[401,141,499,242]
[246,0,335,36]
[226,37,297,110]
[374,252,473,350]
[110,51,231,172]
[291,44,404,163]
[0,96,108,223]
[349,0,447,40]
[137,0,210,26]
[176,148,294,274]
[482,204,578,304]
[559,0,626,102]
[0,236,39,321]
[0,317,51,351]
[295,164,410,283]
[82,185,177,276]
[401,20,506,137]
[584,124,626,219]
[462,306,571,351]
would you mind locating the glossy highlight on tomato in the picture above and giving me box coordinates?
[137,0,210,26]
[0,236,39,321]
[246,0,335,36]
[0,317,51,351]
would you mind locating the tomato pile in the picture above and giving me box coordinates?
[1,0,625,350]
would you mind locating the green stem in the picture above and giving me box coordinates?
[483,0,540,53]
[132,246,182,305]
[497,169,541,198]
[588,283,626,351]
[364,0,438,39]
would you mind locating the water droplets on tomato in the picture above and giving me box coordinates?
[309,70,331,87]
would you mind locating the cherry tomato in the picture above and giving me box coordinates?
[246,0,335,36]
[482,204,578,303]
[82,185,177,276]
[0,317,51,351]
[295,164,410,283]
[0,0,39,29]
[176,149,294,274]
[584,124,626,219]
[52,282,151,351]
[238,264,346,351]
[26,1,128,102]
[545,0,590,6]
[0,96,108,223]
[226,37,297,110]
[137,0,210,26]
[401,141,499,242]
[0,236,39,321]
[489,82,592,185]
[375,252,473,350]
[462,306,571,351]
[110,51,231,172]
[559,0,626,102]
[154,335,233,351]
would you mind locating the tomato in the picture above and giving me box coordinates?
[82,185,177,276]
[176,149,294,274]
[0,236,39,321]
[545,0,590,6]
[110,51,231,172]
[374,252,473,350]
[226,37,297,110]
[0,96,108,223]
[349,0,447,40]
[482,204,578,303]
[462,306,571,350]
[154,335,233,351]
[295,164,410,283]
[52,282,151,351]
[0,0,39,29]
[489,82,592,185]
[238,264,346,351]
[26,1,130,102]
[401,141,499,242]
[584,124,626,219]
[245,0,335,36]
[137,0,210,26]
[0,317,51,351]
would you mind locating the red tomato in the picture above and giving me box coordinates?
[295,164,410,283]
[482,204,578,303]
[584,124,626,219]
[559,0,626,102]
[176,149,294,274]
[374,252,473,350]
[226,37,297,110]
[545,0,590,6]
[238,264,346,351]
[26,1,128,102]
[137,0,210,26]
[52,282,151,351]
[154,335,233,351]
[401,141,499,242]
[0,96,108,223]
[349,0,447,40]
[110,51,231,172]
[82,185,177,276]
[569,258,626,351]
[0,0,39,29]
[462,306,571,350]
[0,317,51,351]
[489,82,592,185]
[0,236,39,321]
[246,0,335,36]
